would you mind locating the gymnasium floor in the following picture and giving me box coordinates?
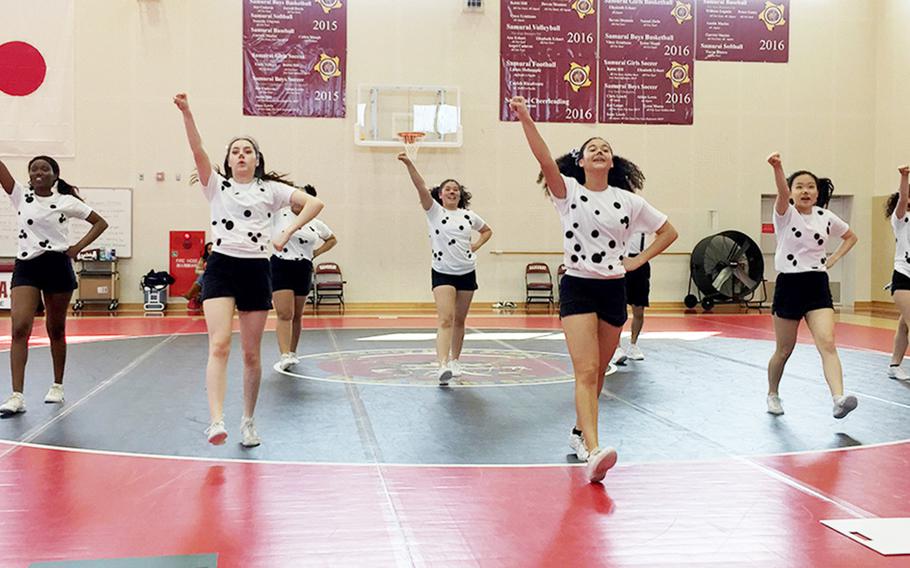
[0,309,908,567]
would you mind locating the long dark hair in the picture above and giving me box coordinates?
[886,193,902,218]
[537,137,645,194]
[28,155,83,201]
[223,137,298,187]
[430,178,472,209]
[202,241,213,260]
[787,170,834,209]
[191,137,298,188]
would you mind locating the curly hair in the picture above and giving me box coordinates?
[430,178,472,209]
[886,192,902,218]
[537,137,645,194]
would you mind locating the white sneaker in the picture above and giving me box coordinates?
[437,365,453,386]
[833,395,858,419]
[626,344,644,361]
[288,352,300,365]
[276,353,296,372]
[585,446,618,483]
[449,359,463,377]
[888,366,910,380]
[568,430,589,461]
[767,394,784,416]
[44,383,64,404]
[205,420,227,445]
[240,416,261,447]
[612,351,628,366]
[0,392,26,417]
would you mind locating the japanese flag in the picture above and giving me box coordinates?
[0,0,74,156]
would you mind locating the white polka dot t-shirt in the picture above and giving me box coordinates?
[202,170,296,259]
[891,210,910,278]
[772,205,848,273]
[7,181,94,260]
[272,209,333,262]
[425,200,487,275]
[550,175,667,279]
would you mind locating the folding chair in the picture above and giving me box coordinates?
[525,262,554,310]
[314,262,345,310]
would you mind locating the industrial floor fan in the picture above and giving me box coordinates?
[683,230,767,312]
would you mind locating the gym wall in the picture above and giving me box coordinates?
[4,1,899,307]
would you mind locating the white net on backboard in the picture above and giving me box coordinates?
[398,131,425,161]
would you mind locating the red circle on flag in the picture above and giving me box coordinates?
[0,41,47,96]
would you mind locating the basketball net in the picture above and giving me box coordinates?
[398,131,425,161]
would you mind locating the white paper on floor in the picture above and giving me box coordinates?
[821,518,910,555]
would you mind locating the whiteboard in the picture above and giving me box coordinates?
[0,187,132,258]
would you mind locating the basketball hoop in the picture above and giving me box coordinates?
[398,131,425,161]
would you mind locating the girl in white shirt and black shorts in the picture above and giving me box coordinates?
[511,96,678,483]
[272,184,338,371]
[397,153,493,385]
[765,153,858,419]
[884,165,910,381]
[175,93,324,447]
[617,224,651,363]
[0,156,108,416]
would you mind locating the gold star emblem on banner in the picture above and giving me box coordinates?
[671,1,692,25]
[316,0,343,14]
[759,1,786,31]
[564,62,592,92]
[314,54,341,82]
[665,61,690,88]
[571,0,595,19]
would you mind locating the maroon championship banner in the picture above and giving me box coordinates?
[696,0,789,62]
[599,0,695,125]
[500,0,598,123]
[243,0,346,118]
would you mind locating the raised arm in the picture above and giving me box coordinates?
[896,165,910,219]
[313,234,337,258]
[174,93,213,187]
[471,225,493,253]
[272,191,324,252]
[0,158,15,194]
[396,153,434,211]
[509,96,566,198]
[767,152,790,216]
[66,212,109,259]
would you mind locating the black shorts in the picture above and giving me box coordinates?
[202,252,272,312]
[891,270,910,295]
[625,256,651,307]
[772,271,833,320]
[270,256,313,296]
[11,251,77,293]
[431,269,478,291]
[558,274,628,327]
